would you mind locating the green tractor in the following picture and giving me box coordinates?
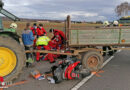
[0,0,26,81]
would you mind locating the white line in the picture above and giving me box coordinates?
[71,56,115,90]
[117,50,122,53]
[101,56,114,68]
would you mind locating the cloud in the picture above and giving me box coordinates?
[56,11,98,19]
[119,0,130,3]
[16,11,106,21]
[2,0,130,21]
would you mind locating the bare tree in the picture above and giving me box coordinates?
[115,2,130,17]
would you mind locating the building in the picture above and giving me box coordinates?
[37,20,50,23]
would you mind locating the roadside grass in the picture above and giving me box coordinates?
[3,21,102,35]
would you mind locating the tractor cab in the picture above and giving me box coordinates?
[0,0,20,31]
[0,0,26,82]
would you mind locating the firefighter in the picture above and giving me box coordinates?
[4,23,17,33]
[103,21,110,27]
[43,52,59,63]
[30,23,38,48]
[36,35,58,63]
[102,21,114,56]
[36,35,50,62]
[30,23,37,36]
[49,29,66,50]
[113,21,119,26]
[36,35,57,63]
[37,23,47,37]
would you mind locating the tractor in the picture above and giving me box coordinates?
[0,0,26,81]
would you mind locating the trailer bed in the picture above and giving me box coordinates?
[69,28,130,46]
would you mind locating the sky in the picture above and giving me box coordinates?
[2,0,130,21]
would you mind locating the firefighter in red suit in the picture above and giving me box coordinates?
[30,23,37,48]
[36,45,58,63]
[49,29,66,50]
[30,23,37,35]
[36,35,57,63]
[37,23,47,37]
[43,51,58,63]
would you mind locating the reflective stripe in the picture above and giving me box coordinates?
[36,36,50,46]
[37,39,47,42]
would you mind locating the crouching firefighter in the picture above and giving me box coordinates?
[44,57,91,83]
[49,29,66,50]
[36,35,58,63]
[36,35,50,62]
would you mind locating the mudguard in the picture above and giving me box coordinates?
[0,31,21,42]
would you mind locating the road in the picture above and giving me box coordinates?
[6,50,130,90]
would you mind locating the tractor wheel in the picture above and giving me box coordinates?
[82,51,103,72]
[0,36,26,81]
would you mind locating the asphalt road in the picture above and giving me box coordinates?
[80,50,130,90]
[6,50,130,90]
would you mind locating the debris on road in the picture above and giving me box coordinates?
[92,70,105,77]
[30,70,42,79]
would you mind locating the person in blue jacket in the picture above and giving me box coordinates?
[22,23,36,67]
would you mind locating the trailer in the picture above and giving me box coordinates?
[67,16,130,71]
[26,15,130,72]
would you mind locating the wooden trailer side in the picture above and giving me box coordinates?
[69,29,120,45]
[69,28,130,46]
[65,15,130,47]
[120,29,130,44]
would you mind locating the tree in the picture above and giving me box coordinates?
[115,2,130,17]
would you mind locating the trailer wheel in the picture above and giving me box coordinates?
[0,36,26,81]
[82,51,103,71]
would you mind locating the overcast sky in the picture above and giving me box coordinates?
[2,0,130,21]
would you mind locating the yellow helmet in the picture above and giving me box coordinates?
[10,23,17,29]
[103,21,110,26]
[113,21,119,26]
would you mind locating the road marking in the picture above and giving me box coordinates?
[101,56,114,68]
[71,56,115,90]
[116,47,124,53]
[117,49,122,53]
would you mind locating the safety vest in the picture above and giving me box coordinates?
[36,36,50,46]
